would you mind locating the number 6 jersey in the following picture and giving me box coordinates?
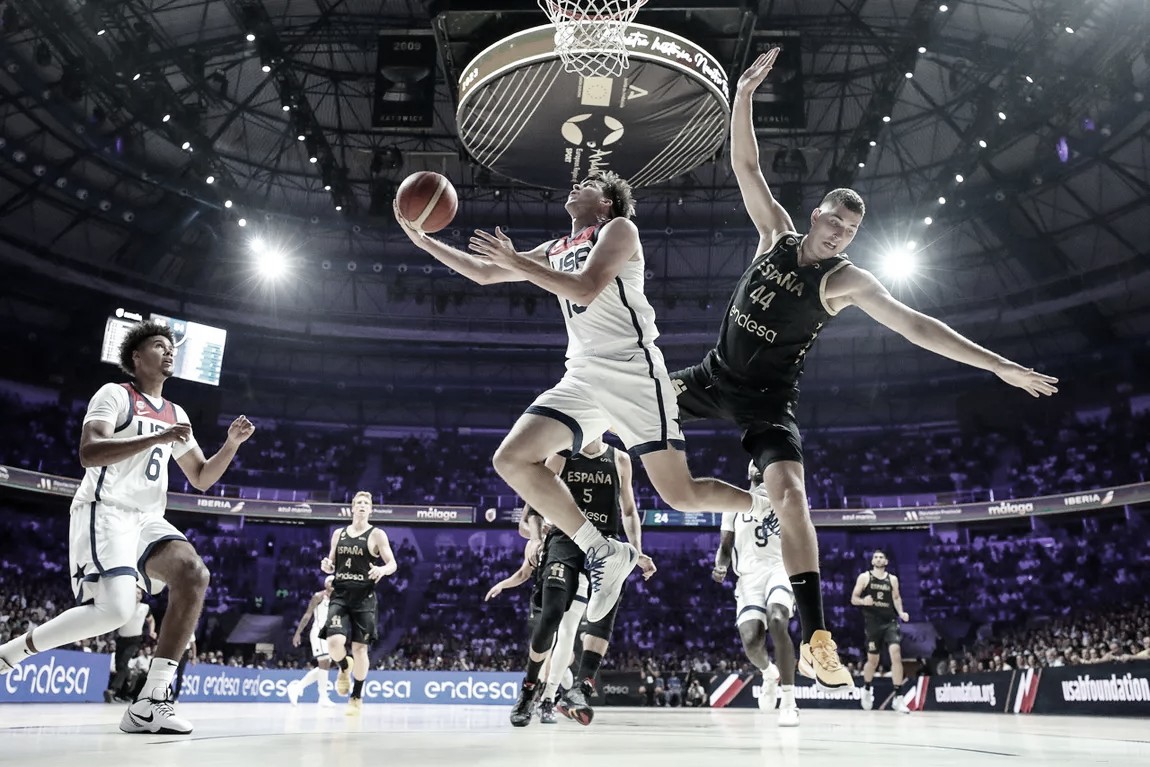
[73,382,198,514]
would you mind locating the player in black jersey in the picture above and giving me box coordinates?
[670,49,1059,693]
[320,491,397,716]
[509,434,653,727]
[851,549,911,712]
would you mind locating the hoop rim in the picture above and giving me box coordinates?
[540,0,647,24]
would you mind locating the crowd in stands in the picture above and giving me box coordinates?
[4,389,1149,508]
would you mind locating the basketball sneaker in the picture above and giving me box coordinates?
[287,680,302,706]
[860,686,874,710]
[119,692,194,735]
[893,696,911,714]
[345,697,363,717]
[510,679,540,727]
[759,663,779,711]
[584,539,637,623]
[556,679,595,726]
[539,697,557,724]
[318,692,335,707]
[335,664,351,696]
[799,630,853,691]
[778,703,800,728]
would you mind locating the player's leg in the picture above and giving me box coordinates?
[765,571,798,726]
[324,602,353,696]
[861,625,881,710]
[512,558,578,726]
[171,646,190,701]
[344,596,377,716]
[887,623,911,713]
[541,587,586,723]
[734,571,777,711]
[345,642,371,716]
[558,581,622,726]
[0,503,139,672]
[107,634,142,701]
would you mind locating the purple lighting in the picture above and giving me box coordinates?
[1056,136,1069,163]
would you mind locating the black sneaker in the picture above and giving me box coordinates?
[510,680,539,727]
[557,680,595,726]
[539,696,557,724]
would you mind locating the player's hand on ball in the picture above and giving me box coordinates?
[368,565,389,582]
[158,422,192,445]
[638,554,657,580]
[737,47,780,94]
[392,199,425,241]
[484,585,503,601]
[469,227,517,267]
[320,557,335,574]
[711,565,728,583]
[227,415,255,445]
[993,360,1059,398]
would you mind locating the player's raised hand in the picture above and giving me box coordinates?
[994,360,1059,398]
[469,227,517,267]
[227,415,255,445]
[484,584,504,601]
[157,422,192,445]
[736,48,780,95]
[638,554,657,580]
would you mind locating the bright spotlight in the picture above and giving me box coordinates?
[237,218,248,227]
[256,249,288,279]
[224,199,233,208]
[883,243,918,279]
[250,237,267,255]
[205,175,215,184]
[924,216,933,225]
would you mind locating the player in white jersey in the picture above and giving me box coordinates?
[395,171,770,625]
[0,320,254,735]
[713,461,799,726]
[288,575,335,705]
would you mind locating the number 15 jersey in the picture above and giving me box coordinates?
[73,382,198,514]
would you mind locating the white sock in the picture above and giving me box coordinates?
[0,634,36,665]
[780,685,796,708]
[15,574,137,654]
[571,521,607,554]
[299,666,324,691]
[562,667,574,690]
[140,657,179,701]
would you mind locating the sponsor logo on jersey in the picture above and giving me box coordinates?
[585,509,612,525]
[1061,672,1150,703]
[933,681,997,706]
[729,305,777,342]
[987,501,1034,516]
[753,259,805,296]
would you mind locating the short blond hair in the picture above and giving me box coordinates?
[352,490,373,506]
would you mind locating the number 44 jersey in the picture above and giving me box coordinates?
[73,382,198,514]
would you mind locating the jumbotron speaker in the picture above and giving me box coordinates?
[456,24,729,190]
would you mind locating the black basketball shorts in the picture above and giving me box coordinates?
[322,588,378,645]
[865,620,902,654]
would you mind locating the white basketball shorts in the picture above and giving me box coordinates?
[69,499,187,603]
[525,348,685,456]
[310,633,329,659]
[734,565,794,627]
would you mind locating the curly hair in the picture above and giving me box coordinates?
[588,170,636,220]
[821,188,866,216]
[118,320,175,376]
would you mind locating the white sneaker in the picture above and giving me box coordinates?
[759,664,779,710]
[318,694,335,707]
[584,539,637,623]
[893,696,911,714]
[287,680,302,706]
[120,695,194,735]
[778,704,800,727]
[861,687,874,710]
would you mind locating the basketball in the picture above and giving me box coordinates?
[396,171,458,233]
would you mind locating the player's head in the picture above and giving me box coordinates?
[871,549,889,568]
[746,460,763,489]
[351,490,372,520]
[135,587,145,602]
[566,171,635,222]
[323,575,334,594]
[808,188,864,257]
[119,320,175,379]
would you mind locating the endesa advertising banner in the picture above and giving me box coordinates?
[916,671,1016,713]
[177,665,523,706]
[0,649,109,703]
[1027,661,1150,716]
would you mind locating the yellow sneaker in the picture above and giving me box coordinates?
[335,666,351,696]
[799,630,853,691]
[345,697,362,717]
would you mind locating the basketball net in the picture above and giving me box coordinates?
[539,0,647,78]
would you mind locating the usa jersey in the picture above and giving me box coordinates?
[546,225,661,359]
[73,382,197,514]
[310,595,330,639]
[722,490,783,576]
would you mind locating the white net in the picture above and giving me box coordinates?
[539,0,647,78]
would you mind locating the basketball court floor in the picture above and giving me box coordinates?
[3,704,1147,766]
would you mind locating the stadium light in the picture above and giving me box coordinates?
[883,242,918,279]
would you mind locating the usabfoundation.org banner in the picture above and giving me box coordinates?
[0,649,109,703]
[1029,661,1150,716]
[177,666,523,705]
[917,670,1016,713]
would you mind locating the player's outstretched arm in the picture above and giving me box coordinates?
[831,266,1059,398]
[731,49,796,254]
[393,199,529,285]
[471,218,638,305]
[175,416,255,492]
[484,564,533,601]
[369,529,398,580]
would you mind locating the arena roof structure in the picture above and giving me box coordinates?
[0,0,1147,424]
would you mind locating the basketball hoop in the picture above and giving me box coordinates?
[539,0,647,78]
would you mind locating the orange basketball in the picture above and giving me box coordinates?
[396,171,458,233]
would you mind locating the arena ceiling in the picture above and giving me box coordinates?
[0,0,1148,422]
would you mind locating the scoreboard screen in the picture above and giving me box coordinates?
[100,312,227,387]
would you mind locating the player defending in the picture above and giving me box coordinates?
[320,491,397,716]
[288,575,336,706]
[670,49,1058,691]
[851,550,911,713]
[713,461,799,726]
[509,434,652,726]
[394,172,769,630]
[0,320,254,734]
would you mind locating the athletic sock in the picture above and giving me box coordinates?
[0,634,36,665]
[779,685,796,708]
[571,521,608,554]
[526,656,545,683]
[789,571,827,643]
[864,681,872,691]
[578,650,604,684]
[140,657,179,701]
[336,656,350,672]
[543,681,560,702]
[300,667,323,690]
[351,679,364,699]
